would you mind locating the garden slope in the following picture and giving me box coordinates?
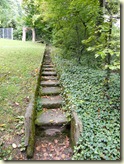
[51,52,120,160]
[0,39,45,160]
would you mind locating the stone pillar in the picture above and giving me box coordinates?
[22,27,26,41]
[32,28,35,42]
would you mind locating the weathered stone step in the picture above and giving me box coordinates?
[44,59,51,61]
[44,56,51,60]
[43,63,53,66]
[42,71,57,76]
[43,65,54,68]
[43,61,52,64]
[44,58,50,60]
[41,87,61,96]
[41,76,58,80]
[41,95,64,108]
[35,109,68,126]
[41,80,60,87]
[44,59,51,62]
[42,68,55,71]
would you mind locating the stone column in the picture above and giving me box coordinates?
[22,27,26,41]
[32,28,35,42]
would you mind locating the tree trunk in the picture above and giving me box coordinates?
[97,0,105,37]
[106,15,112,90]
[75,25,82,64]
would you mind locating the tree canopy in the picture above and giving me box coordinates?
[0,0,22,28]
[1,0,120,75]
[22,0,120,75]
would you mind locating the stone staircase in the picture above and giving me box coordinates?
[35,52,69,136]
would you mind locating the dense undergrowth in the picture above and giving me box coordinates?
[51,51,120,160]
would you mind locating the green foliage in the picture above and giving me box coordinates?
[21,0,120,72]
[47,0,100,60]
[51,52,120,160]
[0,142,12,160]
[22,0,53,42]
[84,0,120,72]
[36,96,42,111]
[0,0,22,28]
[13,27,23,40]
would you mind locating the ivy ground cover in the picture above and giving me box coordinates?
[51,52,120,160]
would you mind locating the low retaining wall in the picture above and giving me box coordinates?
[24,45,49,158]
[70,109,83,147]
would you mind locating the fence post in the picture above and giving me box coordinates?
[3,28,4,39]
[11,28,13,40]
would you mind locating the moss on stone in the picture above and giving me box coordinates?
[25,47,46,158]
[26,100,36,158]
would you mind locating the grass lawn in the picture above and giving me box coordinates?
[0,39,45,160]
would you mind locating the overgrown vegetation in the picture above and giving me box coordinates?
[22,0,120,86]
[0,39,45,160]
[0,0,120,161]
[51,50,120,160]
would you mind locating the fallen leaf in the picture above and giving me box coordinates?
[41,144,45,148]
[36,146,41,151]
[48,142,52,146]
[44,153,48,157]
[0,124,6,127]
[20,147,25,152]
[49,120,54,122]
[12,143,17,149]
[54,139,58,144]
[54,157,60,160]
[21,129,24,134]
[49,154,52,157]
[18,144,21,148]
[42,148,46,152]
[15,102,19,106]
[61,154,66,159]
[50,144,54,149]
[55,150,60,156]
[50,148,54,152]
[65,136,70,147]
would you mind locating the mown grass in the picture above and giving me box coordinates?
[0,39,45,159]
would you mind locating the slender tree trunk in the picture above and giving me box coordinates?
[97,0,104,37]
[75,25,82,64]
[106,15,112,90]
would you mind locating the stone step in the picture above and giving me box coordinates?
[41,80,60,87]
[44,59,51,61]
[42,68,55,71]
[44,57,51,60]
[43,61,52,64]
[42,71,57,76]
[44,59,51,62]
[43,62,52,65]
[35,109,68,126]
[41,76,58,80]
[41,95,64,108]
[41,87,61,96]
[43,65,54,68]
